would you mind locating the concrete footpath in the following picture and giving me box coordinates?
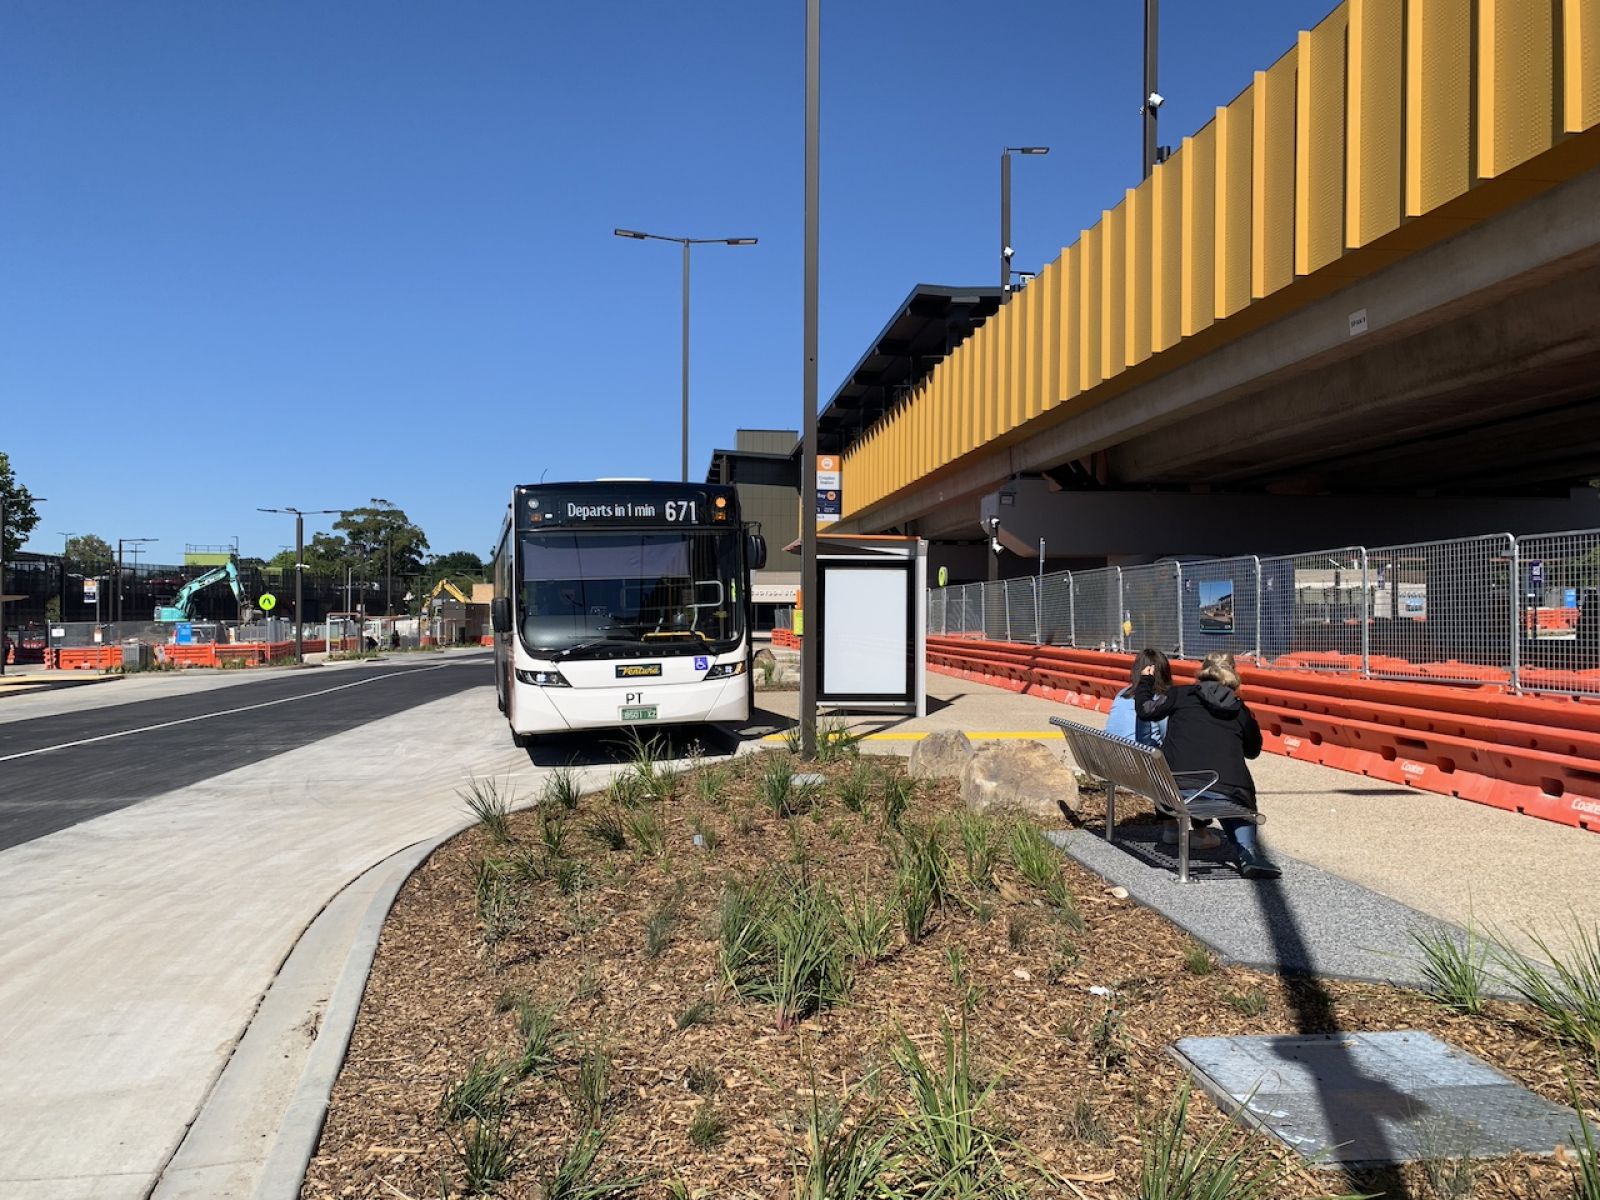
[0,678,558,1200]
[764,675,1600,961]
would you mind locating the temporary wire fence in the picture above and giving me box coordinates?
[925,527,1600,696]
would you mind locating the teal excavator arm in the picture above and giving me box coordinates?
[154,560,252,623]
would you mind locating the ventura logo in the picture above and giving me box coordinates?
[615,664,663,678]
[1401,761,1426,776]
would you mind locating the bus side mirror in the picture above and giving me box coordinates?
[747,533,768,572]
[491,597,511,634]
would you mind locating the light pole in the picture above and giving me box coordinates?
[1,495,48,675]
[614,228,759,481]
[114,536,156,627]
[1142,0,1162,178]
[1000,147,1050,295]
[799,0,820,758]
[258,507,343,665]
[57,531,78,622]
[370,497,396,617]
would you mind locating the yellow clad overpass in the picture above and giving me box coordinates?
[828,0,1600,561]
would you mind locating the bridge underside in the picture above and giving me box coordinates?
[845,166,1600,560]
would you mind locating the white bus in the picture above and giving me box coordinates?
[491,481,767,745]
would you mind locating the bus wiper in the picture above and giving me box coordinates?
[549,638,655,660]
[642,630,710,643]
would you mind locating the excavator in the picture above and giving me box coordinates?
[154,557,254,623]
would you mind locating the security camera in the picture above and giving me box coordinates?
[1147,91,1165,110]
[985,516,1000,535]
[1002,245,1014,260]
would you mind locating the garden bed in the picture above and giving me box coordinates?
[302,746,1599,1199]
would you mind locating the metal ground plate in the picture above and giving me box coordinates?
[1172,1031,1582,1167]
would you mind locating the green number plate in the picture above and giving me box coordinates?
[620,706,658,721]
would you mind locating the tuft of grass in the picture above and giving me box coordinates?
[1064,1094,1112,1148]
[583,809,628,852]
[1412,922,1489,1015]
[573,960,601,1002]
[1226,986,1270,1017]
[494,987,527,1015]
[513,1000,563,1079]
[538,809,572,858]
[461,777,515,844]
[1078,999,1129,1073]
[1491,921,1600,1071]
[840,882,897,965]
[718,872,849,1029]
[815,717,865,763]
[440,1053,513,1123]
[956,809,1001,890]
[473,860,524,955]
[541,1125,649,1199]
[676,1000,714,1030]
[1568,1073,1600,1200]
[840,762,874,815]
[621,728,680,802]
[555,857,588,896]
[687,812,721,852]
[879,773,914,830]
[694,763,732,808]
[1137,1080,1368,1200]
[451,1111,516,1195]
[574,1041,611,1128]
[789,1084,897,1200]
[1183,942,1217,977]
[688,1099,729,1149]
[762,755,800,817]
[730,805,755,836]
[685,1061,722,1095]
[1008,822,1084,932]
[892,821,953,946]
[542,764,582,811]
[623,807,667,859]
[891,1018,1017,1196]
[945,945,984,1013]
[644,886,684,958]
[608,771,647,808]
[1006,912,1030,952]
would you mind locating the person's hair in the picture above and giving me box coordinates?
[1197,650,1242,691]
[1131,647,1172,693]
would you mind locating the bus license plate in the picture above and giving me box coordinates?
[620,706,658,722]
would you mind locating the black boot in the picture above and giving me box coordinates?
[1235,845,1282,880]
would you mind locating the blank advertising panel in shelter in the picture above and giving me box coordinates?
[820,567,907,695]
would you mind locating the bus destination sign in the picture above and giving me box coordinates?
[521,488,730,528]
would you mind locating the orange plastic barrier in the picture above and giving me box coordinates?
[927,637,1600,834]
[52,646,123,671]
[772,629,802,650]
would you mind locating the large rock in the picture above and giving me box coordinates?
[908,730,974,779]
[960,740,1080,819]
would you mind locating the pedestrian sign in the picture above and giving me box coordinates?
[259,593,278,612]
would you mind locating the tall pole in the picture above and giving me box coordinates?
[1,498,7,676]
[999,150,1011,292]
[681,240,691,483]
[1143,0,1160,178]
[294,511,305,665]
[799,0,821,760]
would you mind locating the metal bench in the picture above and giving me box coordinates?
[1049,716,1265,883]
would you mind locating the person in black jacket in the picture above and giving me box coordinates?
[1134,650,1281,879]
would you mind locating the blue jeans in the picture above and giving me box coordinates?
[1180,787,1260,858]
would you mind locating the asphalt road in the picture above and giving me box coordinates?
[0,653,493,851]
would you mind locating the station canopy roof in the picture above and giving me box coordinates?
[814,284,1003,457]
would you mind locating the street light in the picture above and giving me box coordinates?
[614,228,759,482]
[0,495,47,676]
[258,507,344,665]
[57,532,78,623]
[1142,0,1162,178]
[115,537,157,626]
[1000,147,1050,295]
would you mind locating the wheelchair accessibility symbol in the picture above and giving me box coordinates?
[694,656,709,671]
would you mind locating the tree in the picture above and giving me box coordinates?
[426,551,485,583]
[265,533,349,576]
[64,534,114,570]
[0,451,42,562]
[335,502,429,611]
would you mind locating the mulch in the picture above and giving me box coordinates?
[301,751,1598,1200]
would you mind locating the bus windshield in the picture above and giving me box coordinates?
[519,529,742,655]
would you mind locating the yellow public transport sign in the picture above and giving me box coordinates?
[258,593,277,612]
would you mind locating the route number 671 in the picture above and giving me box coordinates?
[665,500,698,523]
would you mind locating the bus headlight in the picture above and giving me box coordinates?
[516,668,571,687]
[703,661,747,679]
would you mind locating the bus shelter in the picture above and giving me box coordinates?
[791,534,927,717]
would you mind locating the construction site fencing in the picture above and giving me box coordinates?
[925,526,1600,696]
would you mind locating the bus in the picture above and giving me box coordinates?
[491,480,766,745]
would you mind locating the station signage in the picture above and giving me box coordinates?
[816,455,842,525]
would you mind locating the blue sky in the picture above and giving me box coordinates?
[3,0,1337,562]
